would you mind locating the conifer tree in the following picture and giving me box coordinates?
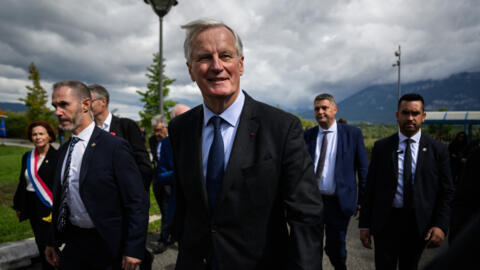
[137,53,177,132]
[19,62,54,122]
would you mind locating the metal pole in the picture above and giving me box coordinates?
[397,45,401,101]
[158,16,164,115]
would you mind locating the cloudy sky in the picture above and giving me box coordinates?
[1,0,479,120]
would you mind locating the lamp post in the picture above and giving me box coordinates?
[144,0,178,115]
[392,45,401,101]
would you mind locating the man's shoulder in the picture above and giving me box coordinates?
[373,133,397,148]
[93,126,129,149]
[338,123,362,134]
[244,94,300,128]
[421,133,448,151]
[113,116,138,129]
[304,126,318,138]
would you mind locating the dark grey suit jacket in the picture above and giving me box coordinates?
[359,133,454,237]
[110,115,153,190]
[169,92,324,270]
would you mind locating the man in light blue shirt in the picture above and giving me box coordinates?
[168,19,324,270]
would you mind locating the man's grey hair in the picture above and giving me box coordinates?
[53,80,91,103]
[88,84,110,105]
[314,93,336,107]
[181,19,243,63]
[170,104,190,119]
[151,114,168,127]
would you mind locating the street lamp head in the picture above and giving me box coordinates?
[395,50,400,57]
[144,0,178,17]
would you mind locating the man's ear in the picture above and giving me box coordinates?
[82,98,91,112]
[187,62,195,82]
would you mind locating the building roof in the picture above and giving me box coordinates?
[425,111,480,125]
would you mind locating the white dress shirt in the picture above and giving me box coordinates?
[99,112,112,132]
[61,121,95,228]
[314,121,338,195]
[202,91,245,178]
[393,129,421,208]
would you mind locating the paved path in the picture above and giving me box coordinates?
[5,135,445,269]
[148,217,446,270]
[20,216,446,270]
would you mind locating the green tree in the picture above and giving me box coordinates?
[4,111,28,139]
[137,53,177,132]
[19,62,54,123]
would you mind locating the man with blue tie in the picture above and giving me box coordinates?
[359,93,454,270]
[45,80,149,270]
[168,19,324,270]
[304,93,369,270]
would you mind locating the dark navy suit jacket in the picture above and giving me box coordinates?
[359,133,454,237]
[157,136,175,221]
[304,123,369,217]
[50,126,149,260]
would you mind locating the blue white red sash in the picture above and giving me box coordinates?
[26,149,53,208]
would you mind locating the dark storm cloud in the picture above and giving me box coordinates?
[1,0,479,119]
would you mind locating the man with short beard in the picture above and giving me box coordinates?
[45,80,149,270]
[359,93,454,270]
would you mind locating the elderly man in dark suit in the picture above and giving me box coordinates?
[304,93,368,270]
[169,19,324,270]
[45,80,149,270]
[359,93,454,270]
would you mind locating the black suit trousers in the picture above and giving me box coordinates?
[26,192,54,270]
[373,208,426,270]
[59,225,121,270]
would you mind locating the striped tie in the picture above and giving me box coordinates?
[315,130,331,185]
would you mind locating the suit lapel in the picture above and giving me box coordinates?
[79,127,102,187]
[414,134,428,184]
[391,134,400,188]
[53,141,69,207]
[307,126,319,159]
[334,123,345,183]
[186,106,210,212]
[217,93,259,210]
[110,116,120,135]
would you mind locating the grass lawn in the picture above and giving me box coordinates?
[0,144,162,242]
[0,145,34,243]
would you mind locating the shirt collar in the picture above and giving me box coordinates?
[203,90,245,127]
[102,112,112,131]
[319,120,337,133]
[398,129,422,143]
[73,121,95,142]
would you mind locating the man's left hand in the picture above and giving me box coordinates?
[122,256,141,270]
[425,226,445,248]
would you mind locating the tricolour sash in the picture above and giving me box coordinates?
[26,149,53,209]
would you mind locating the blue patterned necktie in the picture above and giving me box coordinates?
[57,137,80,232]
[206,116,225,212]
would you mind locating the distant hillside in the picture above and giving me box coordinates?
[332,72,480,123]
[0,102,26,113]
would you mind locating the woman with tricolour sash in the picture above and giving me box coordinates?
[13,120,58,270]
